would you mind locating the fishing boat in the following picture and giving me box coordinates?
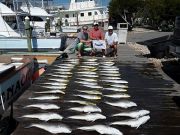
[56,0,109,26]
[0,2,64,52]
[0,56,34,115]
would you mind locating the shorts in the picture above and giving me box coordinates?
[76,43,92,51]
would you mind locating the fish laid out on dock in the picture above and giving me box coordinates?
[24,103,60,110]
[104,93,130,98]
[29,95,60,100]
[68,105,102,113]
[105,101,137,108]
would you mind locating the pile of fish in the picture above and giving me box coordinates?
[17,58,150,135]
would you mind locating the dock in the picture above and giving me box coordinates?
[10,42,180,135]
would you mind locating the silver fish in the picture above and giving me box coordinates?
[41,82,67,86]
[100,68,119,71]
[111,84,128,88]
[74,94,101,100]
[78,125,123,135]
[103,87,127,92]
[77,71,97,75]
[64,100,96,105]
[75,81,98,86]
[54,65,74,69]
[83,58,97,61]
[102,77,121,80]
[35,90,65,94]
[41,86,66,89]
[100,73,121,77]
[102,80,128,84]
[69,105,101,113]
[110,115,150,128]
[78,74,99,78]
[84,63,99,66]
[54,71,72,75]
[83,85,103,89]
[46,74,71,78]
[58,63,74,67]
[77,78,97,82]
[100,71,119,74]
[77,90,102,95]
[112,110,150,118]
[104,93,130,98]
[52,68,72,72]
[21,113,63,121]
[68,113,106,122]
[78,65,96,69]
[24,103,60,110]
[105,101,137,108]
[27,123,72,134]
[82,62,98,64]
[29,95,60,100]
[63,59,79,62]
[48,78,68,83]
[78,68,97,72]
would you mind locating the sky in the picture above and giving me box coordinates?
[53,0,110,7]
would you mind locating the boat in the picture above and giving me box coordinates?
[56,0,109,27]
[0,2,65,52]
[0,56,34,115]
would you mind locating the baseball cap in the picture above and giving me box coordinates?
[108,26,113,30]
[93,22,99,26]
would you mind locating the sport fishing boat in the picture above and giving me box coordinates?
[0,2,64,52]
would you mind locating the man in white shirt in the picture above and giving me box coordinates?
[105,26,118,58]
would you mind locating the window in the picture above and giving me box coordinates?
[94,11,98,15]
[65,14,69,18]
[31,16,43,22]
[88,12,92,16]
[81,13,84,17]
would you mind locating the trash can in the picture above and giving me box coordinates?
[117,23,128,44]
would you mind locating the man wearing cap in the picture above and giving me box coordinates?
[76,25,92,57]
[105,25,118,58]
[89,22,105,57]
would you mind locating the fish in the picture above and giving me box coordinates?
[105,101,137,108]
[100,68,119,71]
[100,73,121,77]
[26,123,72,134]
[41,82,67,86]
[68,113,106,122]
[24,103,60,110]
[78,65,96,69]
[82,62,98,64]
[74,94,101,100]
[84,63,99,66]
[83,85,103,89]
[102,80,128,84]
[103,88,127,92]
[77,125,123,135]
[48,78,69,83]
[41,86,66,89]
[75,81,98,86]
[110,115,150,128]
[78,68,97,72]
[21,113,63,121]
[46,74,71,78]
[64,100,96,105]
[111,84,128,88]
[52,68,72,72]
[53,71,73,75]
[63,59,79,62]
[77,74,99,78]
[29,95,60,100]
[83,58,97,62]
[58,63,74,67]
[101,63,114,66]
[112,110,150,119]
[77,78,97,82]
[100,71,119,74]
[76,71,97,75]
[54,65,74,69]
[104,93,130,98]
[35,90,65,94]
[102,77,121,80]
[68,105,101,113]
[77,90,102,95]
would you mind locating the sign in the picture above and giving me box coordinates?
[92,40,106,50]
[0,61,34,115]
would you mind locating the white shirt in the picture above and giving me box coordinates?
[105,32,118,46]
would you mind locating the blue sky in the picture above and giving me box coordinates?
[53,0,110,7]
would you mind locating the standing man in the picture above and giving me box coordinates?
[105,26,118,58]
[76,25,92,58]
[89,22,105,57]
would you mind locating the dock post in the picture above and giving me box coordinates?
[25,16,32,52]
[46,17,50,32]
